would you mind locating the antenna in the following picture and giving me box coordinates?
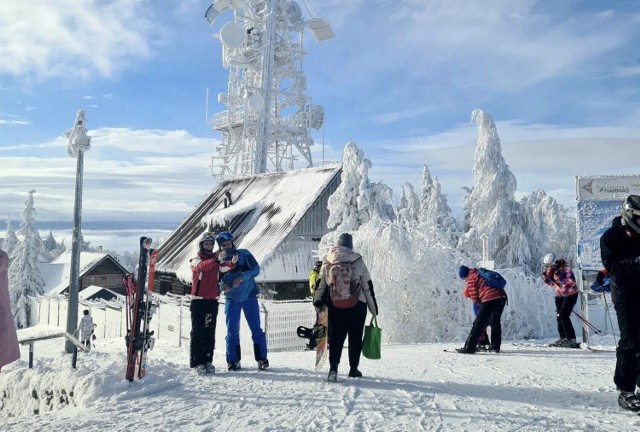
[205,0,334,179]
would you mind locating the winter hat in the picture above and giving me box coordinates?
[336,233,353,249]
[458,265,470,279]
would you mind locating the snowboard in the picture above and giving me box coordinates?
[314,306,328,371]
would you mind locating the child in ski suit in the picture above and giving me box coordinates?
[76,309,94,351]
[216,231,269,371]
[456,266,507,354]
[189,231,221,374]
[541,254,579,348]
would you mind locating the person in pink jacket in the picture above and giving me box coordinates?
[0,249,20,370]
[541,253,580,348]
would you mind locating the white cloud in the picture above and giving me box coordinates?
[0,128,216,223]
[0,0,163,82]
[0,119,29,126]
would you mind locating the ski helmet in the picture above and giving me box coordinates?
[216,231,234,247]
[199,231,216,251]
[543,253,556,266]
[621,195,640,234]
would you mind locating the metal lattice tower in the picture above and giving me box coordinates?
[205,0,334,178]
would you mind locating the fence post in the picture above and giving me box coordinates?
[71,345,78,369]
[28,342,34,368]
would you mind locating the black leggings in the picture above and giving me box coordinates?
[555,293,578,340]
[328,301,368,370]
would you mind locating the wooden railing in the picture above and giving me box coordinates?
[18,332,88,369]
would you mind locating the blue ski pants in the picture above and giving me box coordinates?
[225,296,267,364]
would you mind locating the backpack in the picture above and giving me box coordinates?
[327,259,361,308]
[476,268,507,291]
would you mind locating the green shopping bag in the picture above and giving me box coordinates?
[362,316,382,360]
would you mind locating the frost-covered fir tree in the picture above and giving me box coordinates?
[321,142,394,255]
[418,165,434,225]
[458,109,529,268]
[3,218,19,258]
[44,229,66,259]
[398,182,420,227]
[8,190,46,328]
[520,189,576,272]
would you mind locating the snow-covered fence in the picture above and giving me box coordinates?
[29,295,315,354]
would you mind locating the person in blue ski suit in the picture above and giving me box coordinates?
[216,231,269,371]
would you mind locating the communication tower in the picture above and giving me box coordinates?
[205,0,334,178]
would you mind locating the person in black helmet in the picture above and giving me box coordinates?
[600,195,640,412]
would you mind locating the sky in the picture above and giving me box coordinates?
[2,325,635,431]
[2,1,640,241]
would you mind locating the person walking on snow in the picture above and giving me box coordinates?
[600,195,640,412]
[456,266,507,354]
[216,231,269,371]
[76,309,95,351]
[313,233,378,382]
[189,231,221,375]
[541,253,580,348]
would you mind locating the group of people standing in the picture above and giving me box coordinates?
[188,230,268,375]
[454,194,640,414]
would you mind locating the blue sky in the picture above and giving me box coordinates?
[2,0,640,236]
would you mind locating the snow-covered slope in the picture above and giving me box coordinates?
[1,327,636,431]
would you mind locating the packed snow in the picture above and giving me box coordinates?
[1,326,636,431]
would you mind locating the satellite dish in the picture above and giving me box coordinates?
[220,22,245,48]
[286,2,302,25]
[248,93,265,111]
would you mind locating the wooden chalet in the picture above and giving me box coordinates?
[154,164,342,299]
[40,252,129,297]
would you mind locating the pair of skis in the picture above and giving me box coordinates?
[124,237,158,382]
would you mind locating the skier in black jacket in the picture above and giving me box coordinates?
[600,195,640,412]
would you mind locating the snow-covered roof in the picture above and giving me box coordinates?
[78,285,121,301]
[155,164,341,283]
[40,252,126,295]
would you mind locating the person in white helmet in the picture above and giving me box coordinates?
[541,253,579,348]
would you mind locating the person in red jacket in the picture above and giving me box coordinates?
[189,231,221,374]
[456,265,508,354]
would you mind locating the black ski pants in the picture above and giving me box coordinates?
[190,299,219,368]
[328,301,368,371]
[555,293,578,340]
[464,297,507,352]
[613,300,640,392]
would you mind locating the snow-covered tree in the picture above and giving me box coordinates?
[8,190,46,328]
[418,165,434,224]
[520,189,576,272]
[3,218,19,258]
[322,142,394,254]
[398,182,420,226]
[458,109,529,268]
[43,230,66,259]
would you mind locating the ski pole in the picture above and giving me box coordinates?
[601,292,618,347]
[572,310,602,335]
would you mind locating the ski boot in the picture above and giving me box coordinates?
[258,359,270,370]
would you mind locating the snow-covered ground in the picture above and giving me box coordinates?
[1,326,636,431]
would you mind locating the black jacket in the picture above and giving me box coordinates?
[600,216,640,303]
